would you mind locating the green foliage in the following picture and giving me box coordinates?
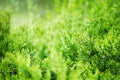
[0,0,120,80]
[0,11,10,59]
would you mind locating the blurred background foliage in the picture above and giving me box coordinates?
[0,0,120,80]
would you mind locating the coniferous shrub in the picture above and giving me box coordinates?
[0,11,10,60]
[0,0,120,80]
